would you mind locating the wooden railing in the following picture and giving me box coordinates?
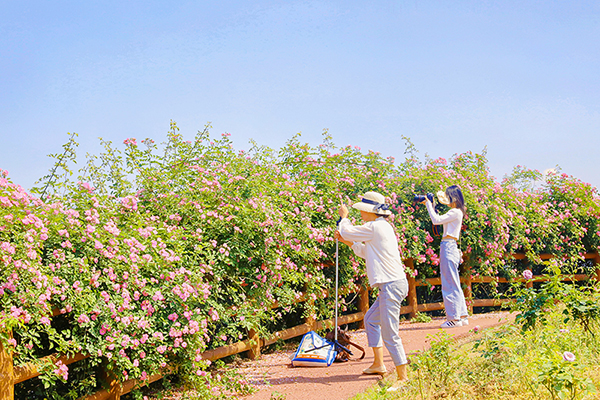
[1,252,599,400]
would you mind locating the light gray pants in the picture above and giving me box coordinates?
[440,239,469,320]
[364,279,408,366]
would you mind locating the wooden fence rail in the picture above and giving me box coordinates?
[1,252,599,400]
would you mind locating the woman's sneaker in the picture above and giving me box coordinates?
[387,380,409,392]
[440,319,463,328]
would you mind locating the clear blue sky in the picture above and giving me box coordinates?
[2,1,600,191]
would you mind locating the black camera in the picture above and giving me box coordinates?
[413,193,434,203]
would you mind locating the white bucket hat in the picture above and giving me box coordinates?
[436,191,451,205]
[351,191,391,215]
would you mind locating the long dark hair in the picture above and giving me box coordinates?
[446,185,466,215]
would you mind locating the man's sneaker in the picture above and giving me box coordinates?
[461,317,469,326]
[440,319,463,328]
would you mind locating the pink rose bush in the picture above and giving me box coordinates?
[1,125,599,398]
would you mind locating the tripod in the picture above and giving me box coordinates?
[303,218,353,358]
[330,230,353,355]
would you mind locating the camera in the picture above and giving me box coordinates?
[413,193,434,203]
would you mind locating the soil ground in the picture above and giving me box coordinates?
[235,312,514,400]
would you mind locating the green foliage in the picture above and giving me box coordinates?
[351,304,599,400]
[511,261,569,331]
[2,122,600,398]
[410,332,463,389]
[532,351,596,400]
[410,312,432,324]
[511,261,600,335]
[561,286,600,336]
[31,132,79,201]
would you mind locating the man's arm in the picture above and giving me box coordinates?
[334,230,353,247]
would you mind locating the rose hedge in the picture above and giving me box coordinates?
[1,123,599,398]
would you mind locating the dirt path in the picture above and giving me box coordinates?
[235,312,514,400]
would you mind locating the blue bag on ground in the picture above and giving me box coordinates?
[291,330,337,367]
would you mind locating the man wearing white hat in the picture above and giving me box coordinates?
[335,191,409,391]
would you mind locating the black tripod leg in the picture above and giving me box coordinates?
[333,340,353,356]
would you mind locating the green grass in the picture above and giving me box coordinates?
[350,306,600,400]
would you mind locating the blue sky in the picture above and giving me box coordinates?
[2,1,600,191]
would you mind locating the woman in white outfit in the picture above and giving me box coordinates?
[335,191,409,391]
[422,185,469,328]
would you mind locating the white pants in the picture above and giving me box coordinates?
[440,239,468,320]
[364,279,408,366]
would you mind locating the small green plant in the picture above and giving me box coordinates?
[411,312,432,323]
[562,285,600,336]
[472,324,519,363]
[270,390,286,400]
[410,332,460,389]
[531,351,596,400]
[511,260,568,331]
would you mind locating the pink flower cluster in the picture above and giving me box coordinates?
[120,196,138,211]
[53,361,69,380]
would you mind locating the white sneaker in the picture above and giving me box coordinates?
[461,317,469,326]
[440,319,463,328]
[387,380,409,392]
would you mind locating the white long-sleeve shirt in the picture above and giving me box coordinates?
[425,200,463,239]
[338,217,406,287]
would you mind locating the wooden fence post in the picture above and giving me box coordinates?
[404,259,418,319]
[0,332,14,400]
[305,309,316,331]
[463,265,473,314]
[357,281,370,329]
[594,252,600,282]
[108,385,123,400]
[304,284,317,332]
[98,363,123,400]
[247,329,261,360]
[526,279,534,289]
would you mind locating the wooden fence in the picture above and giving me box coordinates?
[1,252,599,400]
